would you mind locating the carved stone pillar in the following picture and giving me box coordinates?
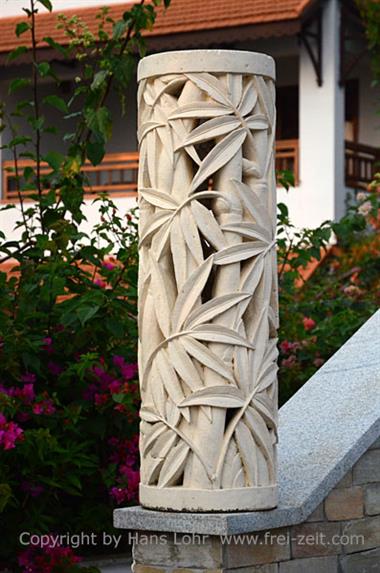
[137,50,278,512]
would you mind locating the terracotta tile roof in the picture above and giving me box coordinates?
[0,0,314,55]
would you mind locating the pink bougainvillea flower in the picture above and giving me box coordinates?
[343,284,363,297]
[109,380,122,394]
[279,340,301,354]
[47,361,64,376]
[33,397,56,416]
[281,355,297,369]
[102,258,116,271]
[20,373,36,384]
[302,316,316,331]
[94,393,108,406]
[21,481,45,498]
[313,357,325,368]
[42,337,54,354]
[94,278,107,288]
[18,543,81,573]
[0,417,24,450]
[16,383,35,403]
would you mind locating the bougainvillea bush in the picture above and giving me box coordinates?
[277,179,380,403]
[0,0,168,570]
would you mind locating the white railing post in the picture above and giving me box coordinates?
[137,50,278,512]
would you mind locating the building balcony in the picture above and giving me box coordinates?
[2,140,378,202]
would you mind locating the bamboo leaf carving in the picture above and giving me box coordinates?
[138,64,278,496]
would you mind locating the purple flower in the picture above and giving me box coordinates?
[20,373,36,384]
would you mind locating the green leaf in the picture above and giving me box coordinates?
[7,46,28,62]
[23,166,34,180]
[43,36,69,56]
[8,78,31,94]
[113,20,127,40]
[91,70,109,92]
[0,484,12,512]
[86,141,105,166]
[9,135,32,147]
[16,22,30,37]
[37,62,51,77]
[43,94,68,113]
[43,151,64,171]
[77,305,100,325]
[85,107,112,141]
[38,0,53,11]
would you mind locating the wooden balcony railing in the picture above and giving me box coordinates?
[275,139,299,185]
[2,142,301,200]
[2,152,139,201]
[345,141,380,189]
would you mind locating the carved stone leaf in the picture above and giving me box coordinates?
[155,351,187,412]
[180,205,204,265]
[144,454,165,485]
[140,407,161,423]
[149,255,173,337]
[238,78,257,117]
[185,292,251,329]
[157,441,190,488]
[191,128,247,192]
[214,241,268,265]
[167,339,203,391]
[221,222,271,243]
[139,211,172,246]
[178,385,245,408]
[151,429,177,459]
[152,77,187,106]
[179,116,241,148]
[235,421,258,486]
[169,101,233,119]
[186,72,233,106]
[255,75,275,125]
[172,256,214,331]
[231,179,273,230]
[227,73,243,107]
[143,422,166,455]
[170,216,188,289]
[138,121,165,144]
[190,200,226,250]
[146,129,158,187]
[244,407,275,481]
[190,324,255,349]
[252,395,277,432]
[170,118,201,165]
[245,114,269,131]
[221,438,244,488]
[140,188,178,210]
[181,336,235,383]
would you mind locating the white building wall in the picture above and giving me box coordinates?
[277,0,345,229]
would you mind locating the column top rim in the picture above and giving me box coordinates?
[138,50,275,81]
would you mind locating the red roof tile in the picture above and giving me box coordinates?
[0,0,314,54]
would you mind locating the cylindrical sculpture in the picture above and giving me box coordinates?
[137,50,278,512]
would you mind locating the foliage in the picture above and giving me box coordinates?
[0,0,169,571]
[277,181,380,403]
[356,0,380,84]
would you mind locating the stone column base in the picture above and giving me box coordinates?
[140,484,278,512]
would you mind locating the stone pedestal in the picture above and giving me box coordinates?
[137,50,278,512]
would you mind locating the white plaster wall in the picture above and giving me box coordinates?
[0,0,129,18]
[0,195,137,243]
[294,0,345,228]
